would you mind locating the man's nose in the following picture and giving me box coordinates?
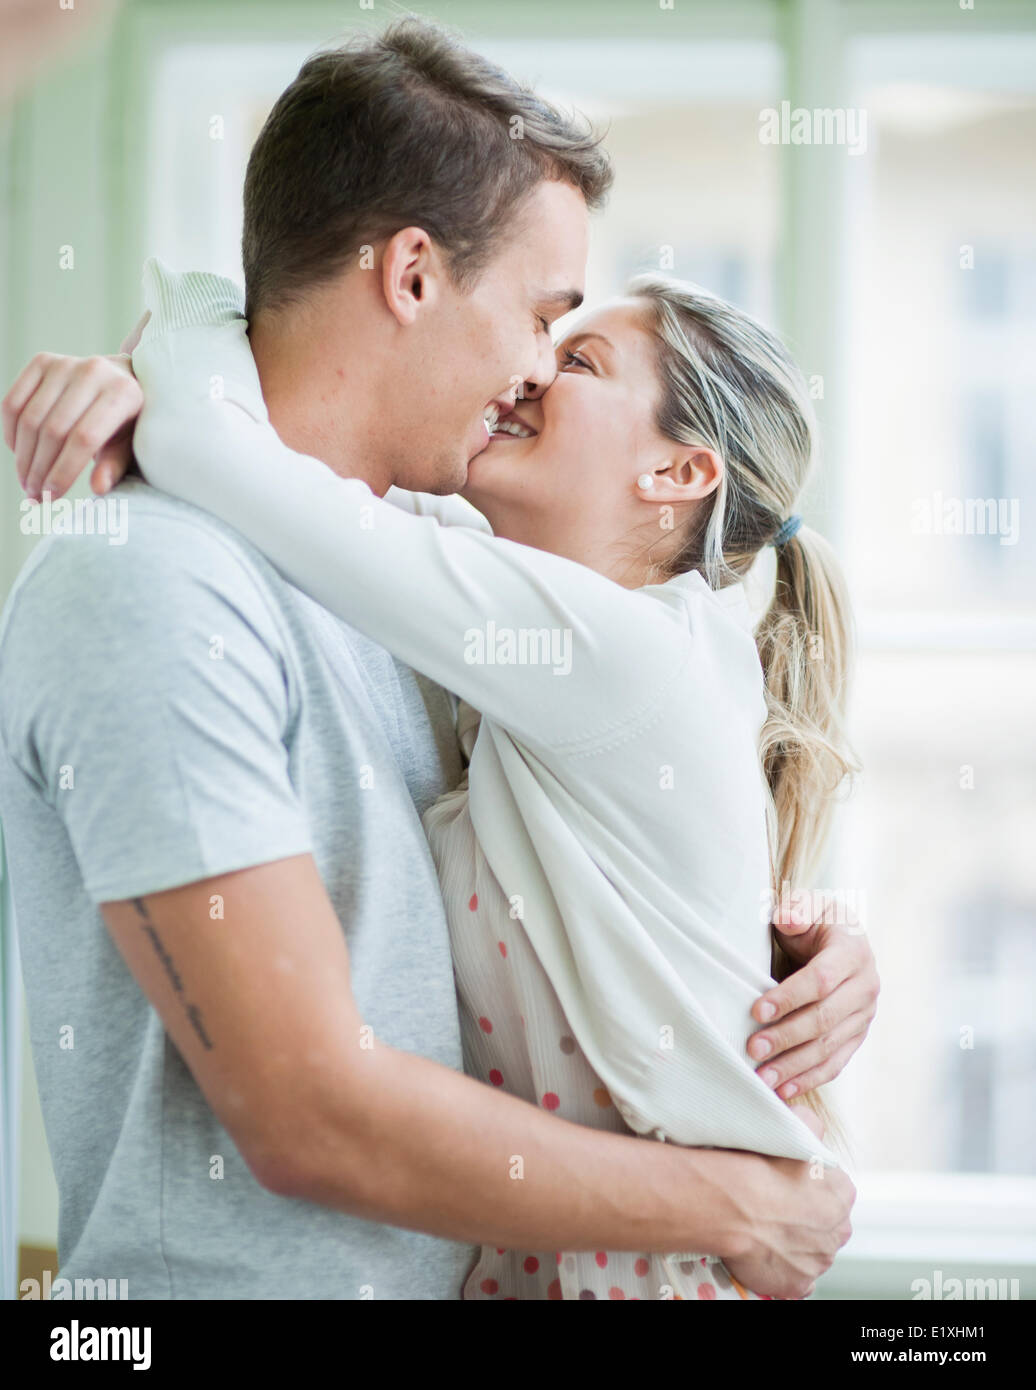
[520,339,558,401]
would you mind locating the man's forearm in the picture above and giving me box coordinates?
[270,1041,749,1257]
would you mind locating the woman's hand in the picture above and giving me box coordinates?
[2,336,146,502]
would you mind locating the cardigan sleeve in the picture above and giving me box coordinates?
[382,485,494,534]
[132,261,692,754]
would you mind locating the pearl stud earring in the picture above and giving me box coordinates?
[637,473,655,491]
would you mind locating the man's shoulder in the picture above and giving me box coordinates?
[0,481,312,730]
[3,479,287,637]
[14,477,273,583]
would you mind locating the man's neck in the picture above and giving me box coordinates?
[248,310,393,497]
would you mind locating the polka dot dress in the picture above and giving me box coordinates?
[424,778,762,1303]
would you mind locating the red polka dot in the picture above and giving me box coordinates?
[498,941,507,958]
[556,1252,562,1265]
[634,1258,650,1277]
[541,1092,560,1110]
[595,1251,608,1268]
[479,1016,493,1033]
[496,1248,505,1255]
[609,1286,626,1299]
[488,1069,504,1086]
[480,1278,499,1295]
[547,1278,562,1300]
[697,1281,717,1299]
[468,893,478,910]
[523,1256,539,1274]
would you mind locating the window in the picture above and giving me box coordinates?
[834,31,1036,1198]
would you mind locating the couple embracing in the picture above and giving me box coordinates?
[0,18,876,1301]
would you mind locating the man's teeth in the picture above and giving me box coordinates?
[483,406,534,439]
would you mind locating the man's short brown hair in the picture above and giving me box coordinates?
[241,18,612,318]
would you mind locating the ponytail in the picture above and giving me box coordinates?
[756,526,857,898]
[756,527,858,1144]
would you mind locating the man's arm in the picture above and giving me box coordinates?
[749,895,879,1099]
[104,852,852,1292]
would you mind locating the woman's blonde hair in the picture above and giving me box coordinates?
[628,274,859,1132]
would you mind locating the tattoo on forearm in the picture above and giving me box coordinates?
[131,898,214,1051]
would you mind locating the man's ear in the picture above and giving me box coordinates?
[380,226,439,327]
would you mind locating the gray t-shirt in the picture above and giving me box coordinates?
[0,477,475,1299]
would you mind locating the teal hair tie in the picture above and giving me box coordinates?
[773,514,802,547]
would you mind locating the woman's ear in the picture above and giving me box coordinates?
[380,226,438,326]
[638,447,723,503]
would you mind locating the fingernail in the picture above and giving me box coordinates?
[760,1068,778,1087]
[781,1082,798,1099]
[750,1036,773,1059]
[758,1002,777,1021]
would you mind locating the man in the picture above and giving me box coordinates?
[0,19,875,1300]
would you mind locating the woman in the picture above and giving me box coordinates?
[9,261,857,1300]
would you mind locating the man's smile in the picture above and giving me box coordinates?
[484,403,538,441]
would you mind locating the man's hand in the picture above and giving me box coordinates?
[749,890,879,1100]
[2,321,148,502]
[722,1104,854,1299]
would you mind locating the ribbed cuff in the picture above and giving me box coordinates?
[139,257,245,340]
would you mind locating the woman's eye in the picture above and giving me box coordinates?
[560,349,591,371]
[538,316,551,333]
